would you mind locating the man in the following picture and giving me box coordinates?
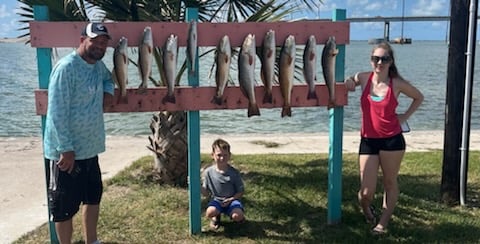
[44,22,114,244]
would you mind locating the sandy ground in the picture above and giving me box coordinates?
[1,131,479,243]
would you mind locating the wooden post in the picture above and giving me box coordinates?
[33,5,58,244]
[328,8,346,225]
[441,0,469,204]
[186,8,202,234]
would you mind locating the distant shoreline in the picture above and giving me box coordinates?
[0,37,28,43]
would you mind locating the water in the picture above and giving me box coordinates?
[0,40,477,137]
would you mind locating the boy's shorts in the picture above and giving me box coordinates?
[47,156,103,222]
[207,199,244,217]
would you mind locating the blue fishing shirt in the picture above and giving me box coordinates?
[43,51,114,160]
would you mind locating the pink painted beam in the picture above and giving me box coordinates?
[29,21,349,48]
[34,84,347,115]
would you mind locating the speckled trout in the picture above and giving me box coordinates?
[238,34,260,117]
[212,35,231,105]
[186,19,197,75]
[138,26,153,93]
[162,34,177,104]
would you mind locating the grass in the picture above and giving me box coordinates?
[15,151,480,243]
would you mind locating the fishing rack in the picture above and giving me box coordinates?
[31,6,349,240]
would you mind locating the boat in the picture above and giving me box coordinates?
[393,0,412,44]
[392,37,412,44]
[368,38,386,44]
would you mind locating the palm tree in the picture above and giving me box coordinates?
[17,0,320,186]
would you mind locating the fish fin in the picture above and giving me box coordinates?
[333,49,339,56]
[162,94,176,104]
[281,106,292,117]
[248,54,254,66]
[309,52,316,61]
[327,99,337,110]
[260,69,266,84]
[307,91,318,100]
[263,92,273,104]
[137,85,148,94]
[267,48,273,58]
[211,96,224,105]
[247,103,261,117]
[288,55,294,65]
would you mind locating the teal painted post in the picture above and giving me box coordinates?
[186,8,201,234]
[33,5,58,243]
[328,9,346,225]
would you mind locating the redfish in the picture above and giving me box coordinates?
[279,35,295,117]
[113,36,128,104]
[321,36,338,109]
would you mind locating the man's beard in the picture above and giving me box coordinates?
[88,48,106,61]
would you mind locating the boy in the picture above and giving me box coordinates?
[201,139,245,229]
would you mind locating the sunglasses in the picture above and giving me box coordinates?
[371,55,392,63]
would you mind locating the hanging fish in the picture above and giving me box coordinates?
[279,35,295,117]
[186,19,197,75]
[113,36,128,104]
[162,34,177,104]
[212,35,231,105]
[321,36,338,109]
[138,26,153,93]
[303,35,318,100]
[238,34,260,117]
[260,29,276,104]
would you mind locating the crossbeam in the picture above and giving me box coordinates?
[29,21,349,48]
[34,84,347,115]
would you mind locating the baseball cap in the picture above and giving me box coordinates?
[82,22,111,39]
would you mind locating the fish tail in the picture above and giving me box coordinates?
[137,84,148,94]
[263,92,273,104]
[118,94,128,104]
[247,103,261,117]
[211,96,224,105]
[307,91,318,100]
[327,98,337,110]
[281,106,292,117]
[162,94,176,104]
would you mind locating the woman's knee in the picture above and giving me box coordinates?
[382,178,398,192]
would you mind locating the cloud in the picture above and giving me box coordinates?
[411,0,447,16]
[0,4,12,18]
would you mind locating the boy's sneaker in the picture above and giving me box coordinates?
[209,215,221,230]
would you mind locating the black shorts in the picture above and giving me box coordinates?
[359,133,406,155]
[47,156,103,222]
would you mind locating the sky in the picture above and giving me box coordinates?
[0,0,454,40]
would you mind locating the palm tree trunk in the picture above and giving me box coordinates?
[148,111,188,186]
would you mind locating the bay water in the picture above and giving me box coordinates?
[0,40,477,137]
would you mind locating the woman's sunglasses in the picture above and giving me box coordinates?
[371,55,392,63]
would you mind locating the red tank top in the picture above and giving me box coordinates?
[360,73,401,138]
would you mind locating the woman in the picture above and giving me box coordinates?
[345,42,424,235]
